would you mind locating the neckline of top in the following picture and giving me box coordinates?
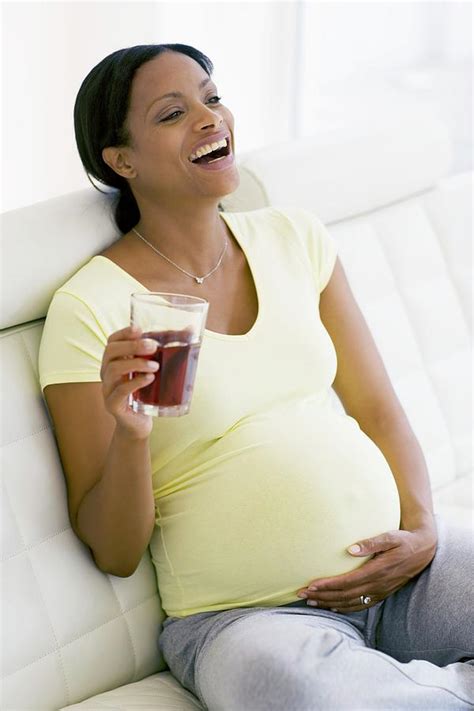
[92,211,262,341]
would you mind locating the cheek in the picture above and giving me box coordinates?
[222,107,235,130]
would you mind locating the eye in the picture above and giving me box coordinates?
[161,96,223,122]
[161,110,183,122]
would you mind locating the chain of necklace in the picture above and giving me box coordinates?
[132,227,228,285]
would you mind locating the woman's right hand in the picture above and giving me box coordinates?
[100,325,159,440]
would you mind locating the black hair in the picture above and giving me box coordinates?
[73,44,215,234]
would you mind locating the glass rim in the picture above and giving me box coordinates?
[131,291,209,306]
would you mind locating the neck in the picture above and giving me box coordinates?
[131,198,227,274]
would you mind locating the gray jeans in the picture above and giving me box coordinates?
[159,516,474,710]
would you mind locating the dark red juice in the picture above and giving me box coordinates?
[134,328,200,407]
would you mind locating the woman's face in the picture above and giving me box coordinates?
[119,51,240,206]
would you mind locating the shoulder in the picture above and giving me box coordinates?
[53,254,128,302]
[223,204,317,226]
[222,205,326,243]
[45,255,134,337]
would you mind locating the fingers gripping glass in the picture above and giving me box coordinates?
[129,292,209,417]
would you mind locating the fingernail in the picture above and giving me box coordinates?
[330,608,339,613]
[307,600,318,607]
[297,592,308,599]
[143,339,158,351]
[348,544,361,554]
[147,362,159,371]
[308,586,318,592]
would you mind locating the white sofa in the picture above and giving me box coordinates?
[1,108,472,710]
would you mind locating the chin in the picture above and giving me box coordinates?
[219,170,241,198]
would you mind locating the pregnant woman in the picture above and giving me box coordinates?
[39,44,473,709]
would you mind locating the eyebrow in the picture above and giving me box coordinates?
[147,77,213,114]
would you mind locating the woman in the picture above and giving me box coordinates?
[39,44,473,709]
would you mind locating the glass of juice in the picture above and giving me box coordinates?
[129,292,209,417]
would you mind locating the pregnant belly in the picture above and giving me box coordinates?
[151,401,401,617]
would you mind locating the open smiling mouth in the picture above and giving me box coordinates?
[189,137,231,165]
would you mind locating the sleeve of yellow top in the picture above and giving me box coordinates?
[277,207,338,294]
[300,210,338,293]
[38,290,107,392]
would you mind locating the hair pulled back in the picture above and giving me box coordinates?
[74,44,214,233]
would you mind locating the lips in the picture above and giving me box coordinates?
[188,131,232,162]
[189,151,235,171]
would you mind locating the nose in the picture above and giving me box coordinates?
[194,104,224,131]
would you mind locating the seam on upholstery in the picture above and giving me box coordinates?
[2,423,51,449]
[20,329,38,376]
[1,525,71,562]
[19,329,56,434]
[105,577,139,682]
[373,216,455,456]
[422,199,472,333]
[0,319,44,340]
[325,185,437,227]
[27,551,72,704]
[156,676,203,708]
[2,480,71,702]
[3,593,158,680]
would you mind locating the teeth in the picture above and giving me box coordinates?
[189,137,228,162]
[207,155,227,164]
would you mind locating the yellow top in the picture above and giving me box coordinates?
[39,206,401,618]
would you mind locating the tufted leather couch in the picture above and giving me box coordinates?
[1,107,472,709]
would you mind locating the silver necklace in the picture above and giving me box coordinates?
[132,227,228,284]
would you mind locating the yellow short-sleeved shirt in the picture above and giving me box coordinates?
[39,206,400,617]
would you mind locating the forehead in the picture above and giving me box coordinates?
[130,52,211,106]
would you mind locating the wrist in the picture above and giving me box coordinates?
[401,509,436,533]
[114,422,150,444]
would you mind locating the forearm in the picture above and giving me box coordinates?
[360,411,436,531]
[76,425,156,576]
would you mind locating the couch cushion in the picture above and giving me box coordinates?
[227,106,453,224]
[1,322,167,710]
[325,173,472,489]
[59,671,203,710]
[1,109,452,330]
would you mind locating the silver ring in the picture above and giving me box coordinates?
[360,595,372,606]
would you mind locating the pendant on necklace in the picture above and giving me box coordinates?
[195,277,204,284]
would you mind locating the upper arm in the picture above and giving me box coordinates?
[319,257,404,427]
[44,381,116,539]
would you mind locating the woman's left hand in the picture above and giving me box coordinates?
[296,523,438,613]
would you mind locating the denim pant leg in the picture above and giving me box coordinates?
[373,516,474,665]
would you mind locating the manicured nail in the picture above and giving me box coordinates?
[143,339,158,351]
[307,600,318,607]
[348,544,361,554]
[297,592,308,598]
[308,586,318,592]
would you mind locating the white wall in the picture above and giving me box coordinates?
[298,1,472,173]
[1,0,472,212]
[1,1,161,211]
[154,2,299,153]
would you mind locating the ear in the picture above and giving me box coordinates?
[102,146,137,180]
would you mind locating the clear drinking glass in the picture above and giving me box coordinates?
[129,292,209,417]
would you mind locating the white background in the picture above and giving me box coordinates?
[1,0,472,211]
